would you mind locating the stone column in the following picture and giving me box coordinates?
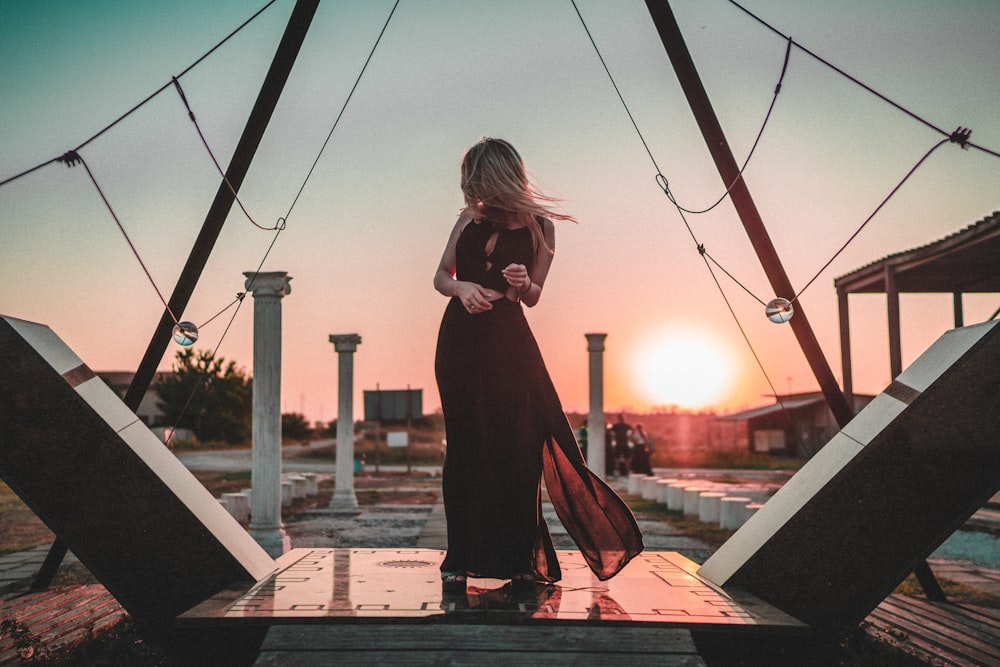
[585,333,608,478]
[329,334,362,510]
[244,271,292,558]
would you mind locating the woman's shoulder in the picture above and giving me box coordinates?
[452,208,479,233]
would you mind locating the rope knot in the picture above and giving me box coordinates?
[949,126,972,149]
[57,151,82,168]
[655,173,670,194]
[697,243,706,255]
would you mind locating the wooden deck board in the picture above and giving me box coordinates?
[866,594,1000,667]
[254,625,706,666]
[0,585,127,664]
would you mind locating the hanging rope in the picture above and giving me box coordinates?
[0,0,281,189]
[166,1,401,439]
[669,36,793,215]
[789,137,951,304]
[171,77,277,231]
[571,0,801,443]
[725,0,1000,161]
[59,150,179,325]
[278,0,401,229]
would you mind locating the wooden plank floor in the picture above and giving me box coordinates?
[0,585,127,664]
[866,594,1000,667]
[254,625,707,666]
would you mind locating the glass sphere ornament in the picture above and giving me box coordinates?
[172,321,199,346]
[765,297,794,324]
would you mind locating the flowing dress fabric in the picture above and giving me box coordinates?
[435,219,643,583]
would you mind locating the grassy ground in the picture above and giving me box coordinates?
[0,483,53,556]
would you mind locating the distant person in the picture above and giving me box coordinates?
[629,423,653,475]
[433,137,643,596]
[605,423,615,477]
[576,419,588,459]
[611,414,632,478]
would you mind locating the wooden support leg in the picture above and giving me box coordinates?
[30,538,68,591]
[913,559,948,602]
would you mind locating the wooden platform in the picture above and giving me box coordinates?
[255,625,707,666]
[0,585,126,664]
[866,594,1000,666]
[180,548,806,629]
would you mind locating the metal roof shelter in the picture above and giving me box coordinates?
[834,210,1000,402]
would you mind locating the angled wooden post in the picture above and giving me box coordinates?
[644,0,853,428]
[34,0,320,591]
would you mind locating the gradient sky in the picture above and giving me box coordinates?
[1,1,998,424]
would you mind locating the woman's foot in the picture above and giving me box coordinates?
[441,572,467,595]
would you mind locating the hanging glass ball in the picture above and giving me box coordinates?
[172,321,199,346]
[765,297,794,324]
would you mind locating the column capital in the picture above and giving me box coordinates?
[244,271,292,298]
[329,334,362,353]
[585,333,607,352]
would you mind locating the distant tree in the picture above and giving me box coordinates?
[282,413,312,441]
[154,348,252,445]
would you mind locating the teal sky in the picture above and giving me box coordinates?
[1,1,998,421]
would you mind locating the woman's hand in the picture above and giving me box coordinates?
[455,281,493,314]
[502,263,531,293]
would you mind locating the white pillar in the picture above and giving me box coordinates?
[244,270,292,557]
[585,333,607,478]
[329,334,361,510]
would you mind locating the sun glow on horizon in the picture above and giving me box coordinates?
[631,329,734,410]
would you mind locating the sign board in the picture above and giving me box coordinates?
[363,389,422,421]
[387,431,408,448]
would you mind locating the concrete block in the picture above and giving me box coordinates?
[698,492,727,524]
[288,475,307,500]
[627,474,644,496]
[301,472,318,496]
[683,486,707,517]
[641,475,659,500]
[667,482,688,511]
[222,492,250,524]
[720,497,752,530]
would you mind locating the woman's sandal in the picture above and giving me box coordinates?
[441,572,467,595]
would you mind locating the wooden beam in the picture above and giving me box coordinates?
[644,0,854,428]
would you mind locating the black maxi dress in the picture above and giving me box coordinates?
[435,217,643,583]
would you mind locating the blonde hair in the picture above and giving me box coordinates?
[460,137,575,252]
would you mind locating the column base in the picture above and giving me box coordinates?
[329,488,359,511]
[249,525,289,559]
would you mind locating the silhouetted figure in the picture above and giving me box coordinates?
[629,423,653,475]
[611,414,632,478]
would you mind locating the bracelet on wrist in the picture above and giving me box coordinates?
[519,281,532,294]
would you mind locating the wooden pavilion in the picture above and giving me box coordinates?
[835,210,1000,403]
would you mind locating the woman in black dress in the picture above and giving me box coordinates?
[433,138,642,595]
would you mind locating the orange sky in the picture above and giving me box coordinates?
[1,1,998,423]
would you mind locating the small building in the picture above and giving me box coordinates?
[834,211,1000,402]
[715,391,874,458]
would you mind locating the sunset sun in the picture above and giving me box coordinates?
[632,330,733,410]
